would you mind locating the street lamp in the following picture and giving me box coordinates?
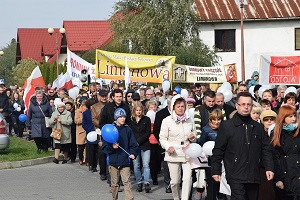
[235,0,247,82]
[48,28,66,76]
[0,51,4,56]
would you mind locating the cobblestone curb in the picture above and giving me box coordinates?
[0,156,55,170]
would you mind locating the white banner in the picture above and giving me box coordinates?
[67,50,96,83]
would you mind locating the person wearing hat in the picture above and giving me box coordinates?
[102,108,138,200]
[48,101,73,164]
[91,89,108,180]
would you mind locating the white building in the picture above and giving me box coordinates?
[194,0,300,81]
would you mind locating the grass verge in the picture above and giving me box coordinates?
[0,136,53,163]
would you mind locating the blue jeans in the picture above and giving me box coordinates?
[133,149,151,184]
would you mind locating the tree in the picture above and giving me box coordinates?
[0,39,17,85]
[12,58,39,86]
[110,0,219,66]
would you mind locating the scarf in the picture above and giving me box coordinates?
[176,113,187,122]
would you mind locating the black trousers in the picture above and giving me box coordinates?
[86,143,98,168]
[10,115,25,137]
[229,182,259,200]
[77,144,85,161]
[98,146,107,175]
[69,131,77,161]
[150,144,161,183]
[34,137,48,151]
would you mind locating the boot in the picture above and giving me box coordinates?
[145,183,151,193]
[136,183,143,192]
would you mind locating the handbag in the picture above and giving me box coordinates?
[38,106,51,128]
[50,122,62,140]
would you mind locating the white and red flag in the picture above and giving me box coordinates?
[58,72,73,90]
[23,66,45,112]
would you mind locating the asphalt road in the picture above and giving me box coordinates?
[0,161,175,200]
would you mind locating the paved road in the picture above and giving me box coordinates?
[0,162,175,200]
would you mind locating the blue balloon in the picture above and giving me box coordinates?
[18,114,27,122]
[174,87,181,94]
[101,124,119,143]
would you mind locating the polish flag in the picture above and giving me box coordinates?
[58,72,73,90]
[23,66,45,111]
[52,73,63,89]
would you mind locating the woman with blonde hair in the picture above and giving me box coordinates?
[271,105,300,199]
[129,102,152,193]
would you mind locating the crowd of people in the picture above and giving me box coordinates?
[1,74,300,199]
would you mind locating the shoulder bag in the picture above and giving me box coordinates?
[38,106,51,128]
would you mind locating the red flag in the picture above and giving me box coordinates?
[23,66,45,112]
[58,72,73,90]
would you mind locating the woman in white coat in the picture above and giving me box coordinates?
[159,94,197,200]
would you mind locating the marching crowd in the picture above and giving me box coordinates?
[1,71,300,200]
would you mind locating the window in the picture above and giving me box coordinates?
[215,29,236,52]
[295,28,300,50]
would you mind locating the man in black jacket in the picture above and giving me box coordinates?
[153,96,172,193]
[211,92,274,200]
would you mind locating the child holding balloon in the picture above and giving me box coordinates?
[102,108,138,200]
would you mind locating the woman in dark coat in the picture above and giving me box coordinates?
[129,102,151,193]
[26,90,52,153]
[271,105,300,199]
[8,91,25,137]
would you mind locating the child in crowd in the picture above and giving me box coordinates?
[260,99,272,111]
[250,102,262,122]
[102,108,138,200]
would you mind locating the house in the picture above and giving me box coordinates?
[16,20,113,65]
[194,0,300,81]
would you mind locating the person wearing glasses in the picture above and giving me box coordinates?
[211,92,274,200]
[258,110,277,200]
[124,89,135,110]
[142,88,154,107]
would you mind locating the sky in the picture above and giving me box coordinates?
[0,0,117,48]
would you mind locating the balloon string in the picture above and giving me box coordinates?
[118,145,135,160]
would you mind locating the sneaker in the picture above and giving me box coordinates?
[145,183,151,193]
[62,160,68,164]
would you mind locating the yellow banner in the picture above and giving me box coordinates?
[96,50,175,83]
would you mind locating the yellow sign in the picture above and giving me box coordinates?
[96,50,175,83]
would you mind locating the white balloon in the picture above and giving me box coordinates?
[162,80,170,92]
[181,89,188,99]
[222,82,232,90]
[16,107,21,112]
[54,98,62,107]
[146,110,156,123]
[73,86,80,94]
[183,143,203,158]
[249,86,255,98]
[223,90,233,103]
[87,131,98,142]
[202,141,215,156]
[217,86,226,94]
[13,103,18,109]
[68,88,77,99]
[189,108,195,120]
[284,86,297,97]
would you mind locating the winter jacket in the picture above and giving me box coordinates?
[26,96,52,138]
[272,129,300,196]
[247,71,259,88]
[199,124,218,146]
[159,95,196,163]
[0,92,9,116]
[91,101,106,127]
[99,101,131,129]
[102,123,138,167]
[74,108,86,145]
[211,113,274,184]
[48,108,73,144]
[129,115,151,151]
[82,109,96,144]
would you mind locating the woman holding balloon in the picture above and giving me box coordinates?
[129,102,152,193]
[159,95,197,200]
[8,91,25,137]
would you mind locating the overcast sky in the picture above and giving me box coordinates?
[0,0,116,48]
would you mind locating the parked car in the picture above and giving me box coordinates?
[0,113,10,149]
